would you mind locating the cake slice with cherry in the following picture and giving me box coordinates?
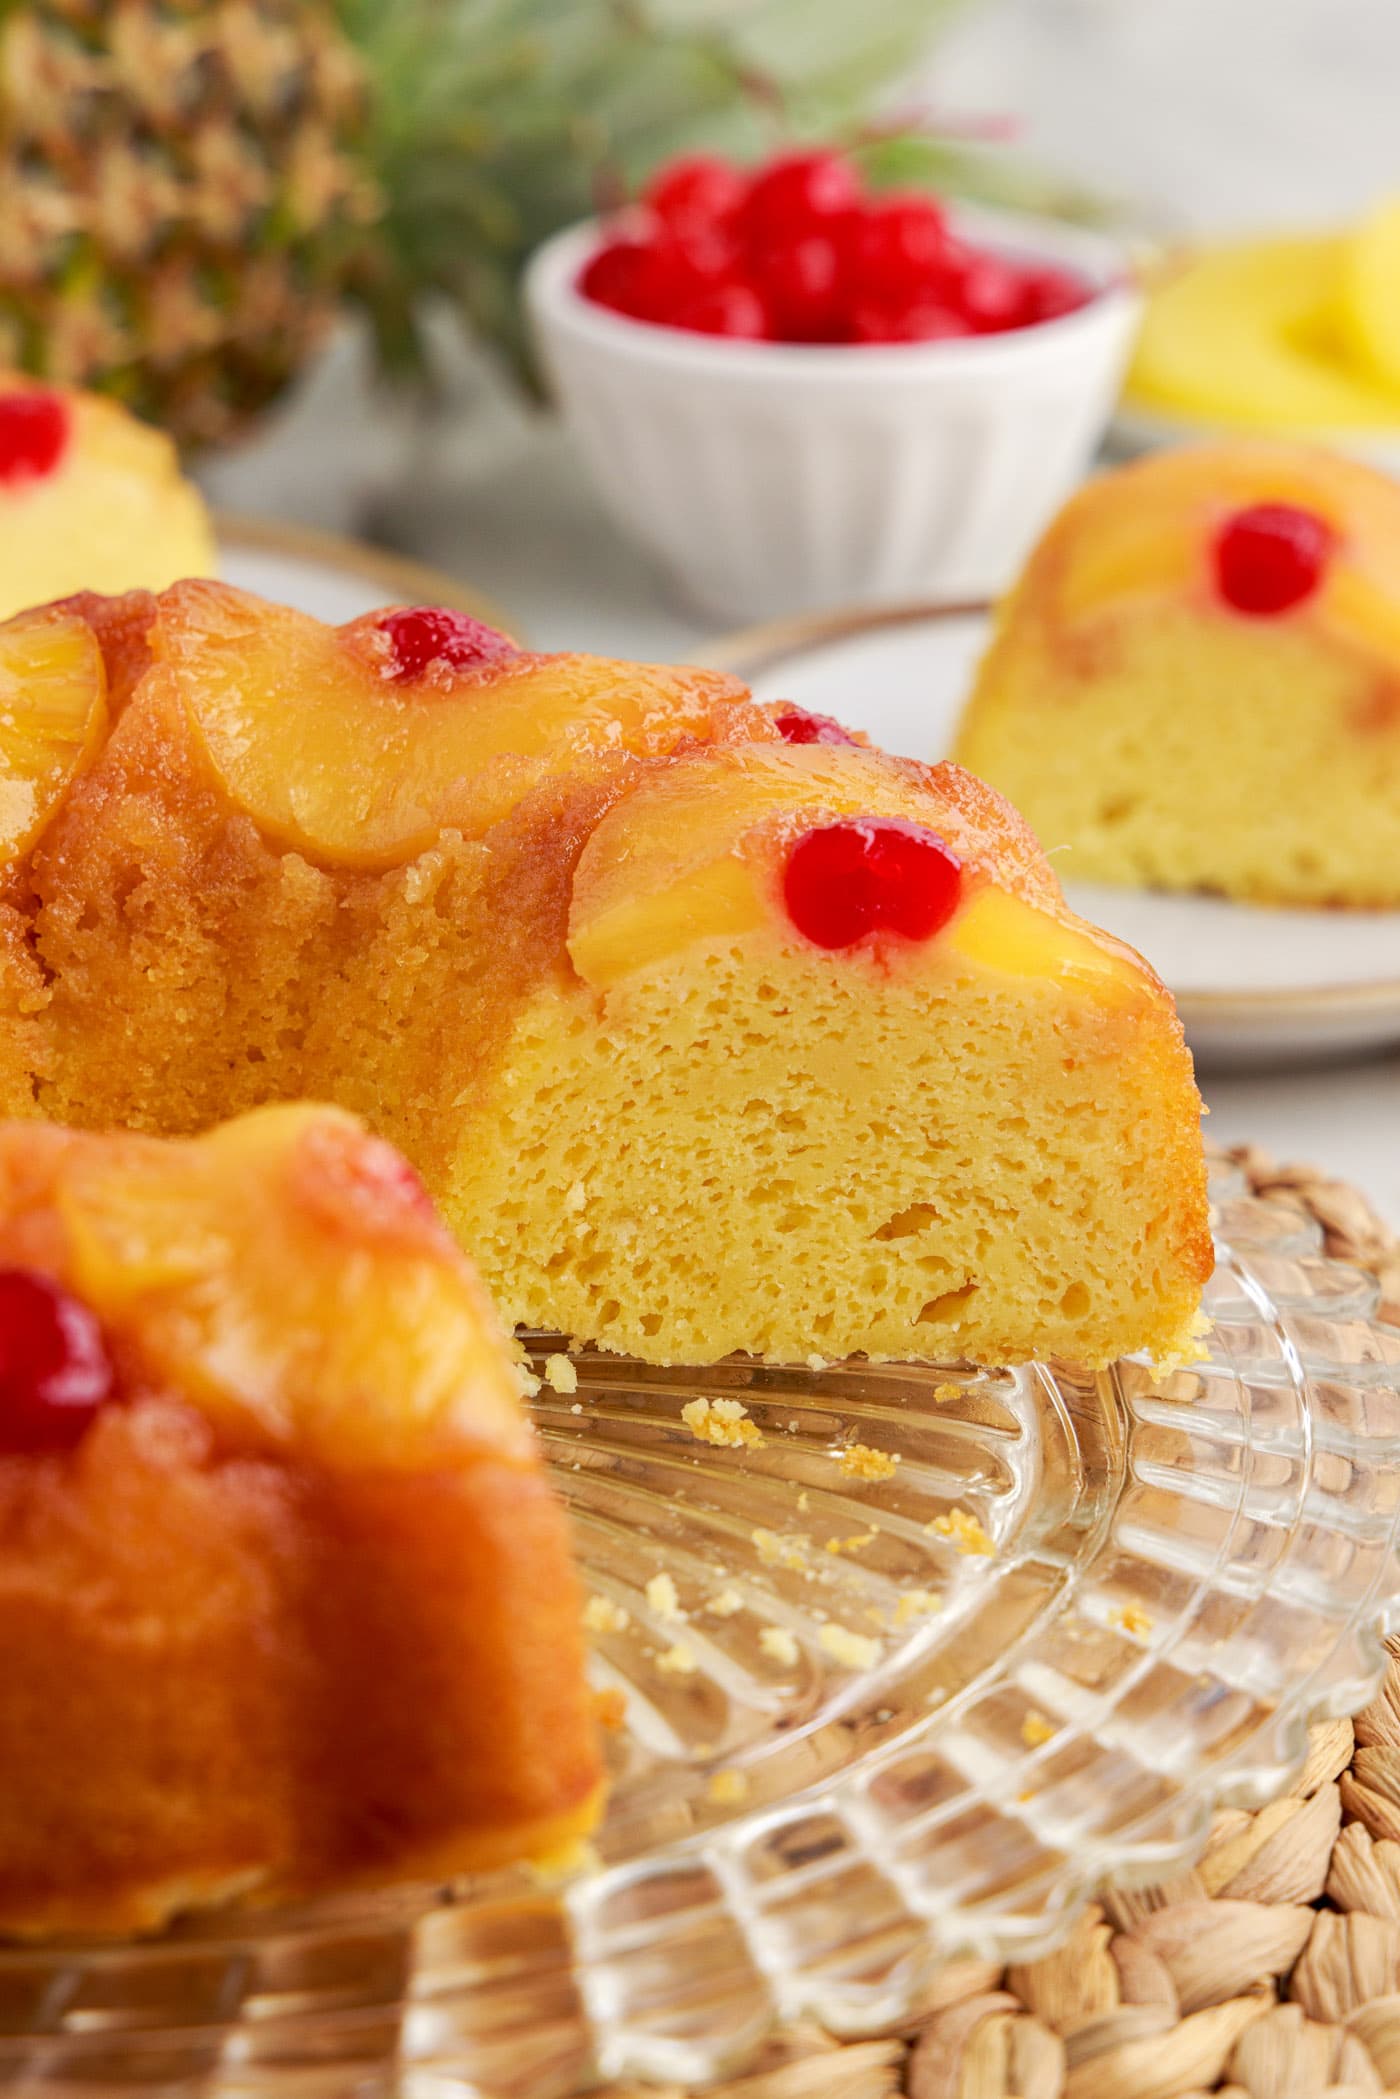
[0,377,215,622]
[956,442,1400,905]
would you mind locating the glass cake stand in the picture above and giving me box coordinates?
[5,1156,1400,2097]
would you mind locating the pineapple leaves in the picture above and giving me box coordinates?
[335,0,988,391]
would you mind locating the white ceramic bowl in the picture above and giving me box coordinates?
[526,204,1142,625]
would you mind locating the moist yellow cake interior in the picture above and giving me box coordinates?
[452,934,1203,1371]
[961,603,1400,904]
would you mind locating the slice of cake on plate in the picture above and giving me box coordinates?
[0,377,215,621]
[956,443,1400,905]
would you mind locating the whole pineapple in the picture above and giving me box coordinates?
[0,0,968,447]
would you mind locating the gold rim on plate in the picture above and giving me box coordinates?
[215,511,523,639]
[702,597,1400,1032]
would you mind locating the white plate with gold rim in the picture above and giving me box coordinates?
[216,512,516,633]
[704,603,1400,1072]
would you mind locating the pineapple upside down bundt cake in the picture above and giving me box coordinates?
[0,1103,601,1939]
[956,442,1400,906]
[0,376,215,623]
[0,581,1209,1370]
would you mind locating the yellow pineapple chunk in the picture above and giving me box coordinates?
[151,580,754,870]
[569,743,1144,1003]
[1126,236,1400,431]
[0,608,107,862]
[58,1103,529,1470]
[1338,195,1400,393]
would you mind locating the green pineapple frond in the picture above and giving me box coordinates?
[339,0,983,386]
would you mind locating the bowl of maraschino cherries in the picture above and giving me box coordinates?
[526,145,1140,624]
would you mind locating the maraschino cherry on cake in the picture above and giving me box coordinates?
[0,580,1209,1370]
[955,443,1400,905]
[0,1103,601,1939]
[0,376,215,622]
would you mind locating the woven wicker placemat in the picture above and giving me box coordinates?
[609,1149,1400,2099]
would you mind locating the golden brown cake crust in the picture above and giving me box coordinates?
[0,1110,602,1938]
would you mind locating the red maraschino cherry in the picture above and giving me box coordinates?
[380,607,520,681]
[772,704,859,746]
[0,390,70,485]
[576,146,1095,345]
[783,819,962,949]
[0,1268,114,1453]
[1213,503,1335,616]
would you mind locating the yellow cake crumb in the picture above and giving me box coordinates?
[645,1572,682,1621]
[928,1508,996,1557]
[752,1527,808,1572]
[582,1595,630,1635]
[595,1687,627,1731]
[544,1352,578,1395]
[1110,1602,1154,1640]
[1021,1709,1056,1748]
[838,1443,900,1481]
[825,1531,877,1556]
[681,1396,765,1449]
[818,1622,882,1670]
[759,1626,800,1666]
[705,1587,744,1618]
[891,1588,943,1626]
[707,1769,750,1806]
[934,1382,964,1404]
[527,1836,601,1887]
[516,1365,542,1399]
[796,1491,810,1513]
[656,1643,697,1677]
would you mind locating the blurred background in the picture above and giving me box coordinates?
[194,0,1399,651]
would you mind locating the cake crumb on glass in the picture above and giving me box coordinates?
[705,1587,744,1618]
[934,1381,964,1403]
[825,1531,876,1556]
[928,1507,995,1557]
[838,1443,900,1481]
[818,1623,881,1670]
[646,1572,683,1621]
[759,1626,799,1666]
[516,1365,542,1399]
[891,1588,943,1626]
[527,1837,600,1887]
[752,1527,808,1571]
[707,1768,749,1806]
[1021,1709,1055,1747]
[681,1395,764,1448]
[1110,1601,1153,1639]
[582,1595,630,1635]
[594,1688,627,1731]
[656,1642,696,1676]
[544,1352,578,1395]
